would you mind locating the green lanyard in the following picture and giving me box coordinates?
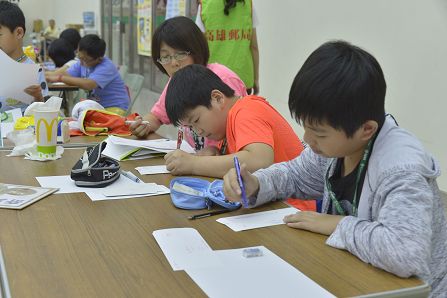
[16,54,27,63]
[325,136,375,216]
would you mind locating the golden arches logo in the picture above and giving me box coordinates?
[36,118,58,142]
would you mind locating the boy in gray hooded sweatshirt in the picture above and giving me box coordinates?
[223,40,447,296]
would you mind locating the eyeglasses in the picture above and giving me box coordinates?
[157,51,190,65]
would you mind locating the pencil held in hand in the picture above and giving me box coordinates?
[233,156,248,208]
[125,120,150,125]
[177,129,184,149]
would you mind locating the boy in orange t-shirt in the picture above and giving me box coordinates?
[163,64,315,211]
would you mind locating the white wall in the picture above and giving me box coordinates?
[51,0,101,33]
[18,0,101,41]
[254,0,447,190]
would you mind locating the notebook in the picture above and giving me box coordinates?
[0,183,58,209]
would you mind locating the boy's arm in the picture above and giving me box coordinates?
[327,171,434,278]
[165,142,274,178]
[251,147,326,207]
[47,74,97,91]
[223,147,326,208]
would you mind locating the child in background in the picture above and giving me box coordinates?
[59,28,81,56]
[164,64,314,211]
[129,16,247,152]
[46,34,129,116]
[0,1,47,113]
[47,38,76,72]
[223,40,447,296]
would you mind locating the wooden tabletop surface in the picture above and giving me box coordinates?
[0,148,428,297]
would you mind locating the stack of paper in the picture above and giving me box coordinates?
[102,136,195,161]
[153,228,334,298]
[36,174,170,201]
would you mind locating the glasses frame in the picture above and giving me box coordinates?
[157,51,191,65]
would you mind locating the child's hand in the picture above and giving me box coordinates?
[130,116,153,138]
[223,163,259,204]
[195,146,220,156]
[283,212,344,235]
[164,149,196,175]
[45,75,59,83]
[24,84,43,101]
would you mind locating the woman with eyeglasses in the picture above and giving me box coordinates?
[129,16,247,153]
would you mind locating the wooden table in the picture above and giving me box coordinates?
[0,149,429,297]
[48,83,80,93]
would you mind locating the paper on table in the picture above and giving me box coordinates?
[102,137,162,161]
[185,246,335,298]
[107,135,195,153]
[216,207,298,232]
[136,165,170,175]
[0,50,40,104]
[153,228,222,271]
[101,183,168,197]
[89,185,169,201]
[1,108,22,138]
[35,175,170,201]
[36,174,139,194]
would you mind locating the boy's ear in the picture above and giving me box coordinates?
[360,120,378,140]
[210,89,225,108]
[14,27,25,39]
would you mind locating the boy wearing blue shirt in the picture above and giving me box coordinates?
[46,34,129,115]
[0,1,47,113]
[223,41,447,296]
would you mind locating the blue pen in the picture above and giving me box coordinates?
[233,156,248,208]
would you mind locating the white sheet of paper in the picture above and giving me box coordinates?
[0,50,40,104]
[102,183,164,196]
[88,185,169,201]
[107,135,195,153]
[216,207,298,232]
[36,175,170,201]
[135,165,170,175]
[153,228,221,271]
[1,108,22,138]
[185,246,334,298]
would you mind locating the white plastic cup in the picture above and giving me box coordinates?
[35,109,59,159]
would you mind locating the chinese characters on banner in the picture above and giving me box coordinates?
[137,0,152,56]
[205,28,252,42]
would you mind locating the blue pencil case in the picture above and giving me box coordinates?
[169,177,241,210]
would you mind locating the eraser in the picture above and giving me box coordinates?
[242,248,263,258]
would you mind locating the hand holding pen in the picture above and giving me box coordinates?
[176,128,183,149]
[128,116,152,138]
[222,157,260,207]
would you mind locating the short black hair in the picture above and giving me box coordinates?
[289,40,386,137]
[152,16,209,75]
[48,38,75,67]
[166,64,235,126]
[59,28,81,51]
[78,34,106,59]
[0,1,26,33]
